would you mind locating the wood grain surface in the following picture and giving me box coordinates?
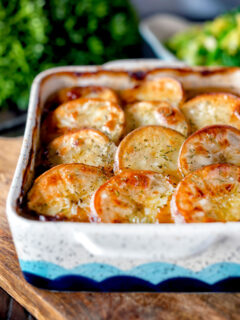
[0,287,35,320]
[0,137,240,320]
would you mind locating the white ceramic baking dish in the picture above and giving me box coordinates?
[6,59,240,291]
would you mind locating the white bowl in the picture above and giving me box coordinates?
[139,14,196,61]
[6,59,240,291]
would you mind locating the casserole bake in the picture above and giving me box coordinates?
[6,60,240,291]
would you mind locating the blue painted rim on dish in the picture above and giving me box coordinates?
[20,260,240,292]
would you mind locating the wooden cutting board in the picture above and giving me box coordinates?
[0,137,240,320]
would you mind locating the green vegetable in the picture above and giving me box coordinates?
[0,0,140,111]
[166,7,240,67]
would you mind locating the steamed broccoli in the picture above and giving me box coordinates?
[0,0,140,111]
[166,7,240,67]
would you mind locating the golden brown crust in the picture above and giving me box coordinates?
[47,129,117,171]
[125,101,189,136]
[35,73,240,223]
[180,92,240,133]
[178,125,240,176]
[52,85,119,105]
[41,98,125,144]
[27,163,110,221]
[90,170,177,223]
[114,125,185,179]
[171,164,240,223]
[120,78,184,107]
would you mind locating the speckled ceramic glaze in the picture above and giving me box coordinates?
[6,60,240,291]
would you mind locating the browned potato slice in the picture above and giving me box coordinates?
[179,125,240,176]
[120,78,184,107]
[114,125,185,179]
[90,170,177,223]
[47,129,117,171]
[171,164,240,223]
[125,101,189,136]
[52,86,119,105]
[41,98,125,144]
[180,93,240,133]
[27,164,110,221]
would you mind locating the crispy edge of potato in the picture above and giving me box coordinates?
[120,77,185,106]
[41,97,126,144]
[178,124,240,176]
[27,163,110,220]
[171,163,240,223]
[45,85,120,110]
[90,169,177,223]
[180,92,240,132]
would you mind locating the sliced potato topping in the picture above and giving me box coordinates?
[90,170,177,223]
[125,101,189,136]
[42,98,125,144]
[171,164,240,223]
[27,164,110,221]
[47,129,117,171]
[179,125,240,176]
[120,78,184,107]
[36,77,240,224]
[114,125,185,179]
[52,86,119,105]
[180,93,240,133]
[47,129,117,170]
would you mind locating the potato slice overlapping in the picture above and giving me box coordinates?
[114,125,185,179]
[121,78,184,107]
[47,129,116,171]
[90,170,177,223]
[179,125,240,176]
[42,98,125,143]
[171,164,240,223]
[27,164,110,221]
[180,93,240,133]
[52,85,119,105]
[125,101,189,136]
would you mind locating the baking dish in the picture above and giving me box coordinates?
[6,59,240,291]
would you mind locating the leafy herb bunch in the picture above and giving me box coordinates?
[0,0,140,111]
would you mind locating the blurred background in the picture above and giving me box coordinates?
[0,0,239,136]
[133,0,239,20]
